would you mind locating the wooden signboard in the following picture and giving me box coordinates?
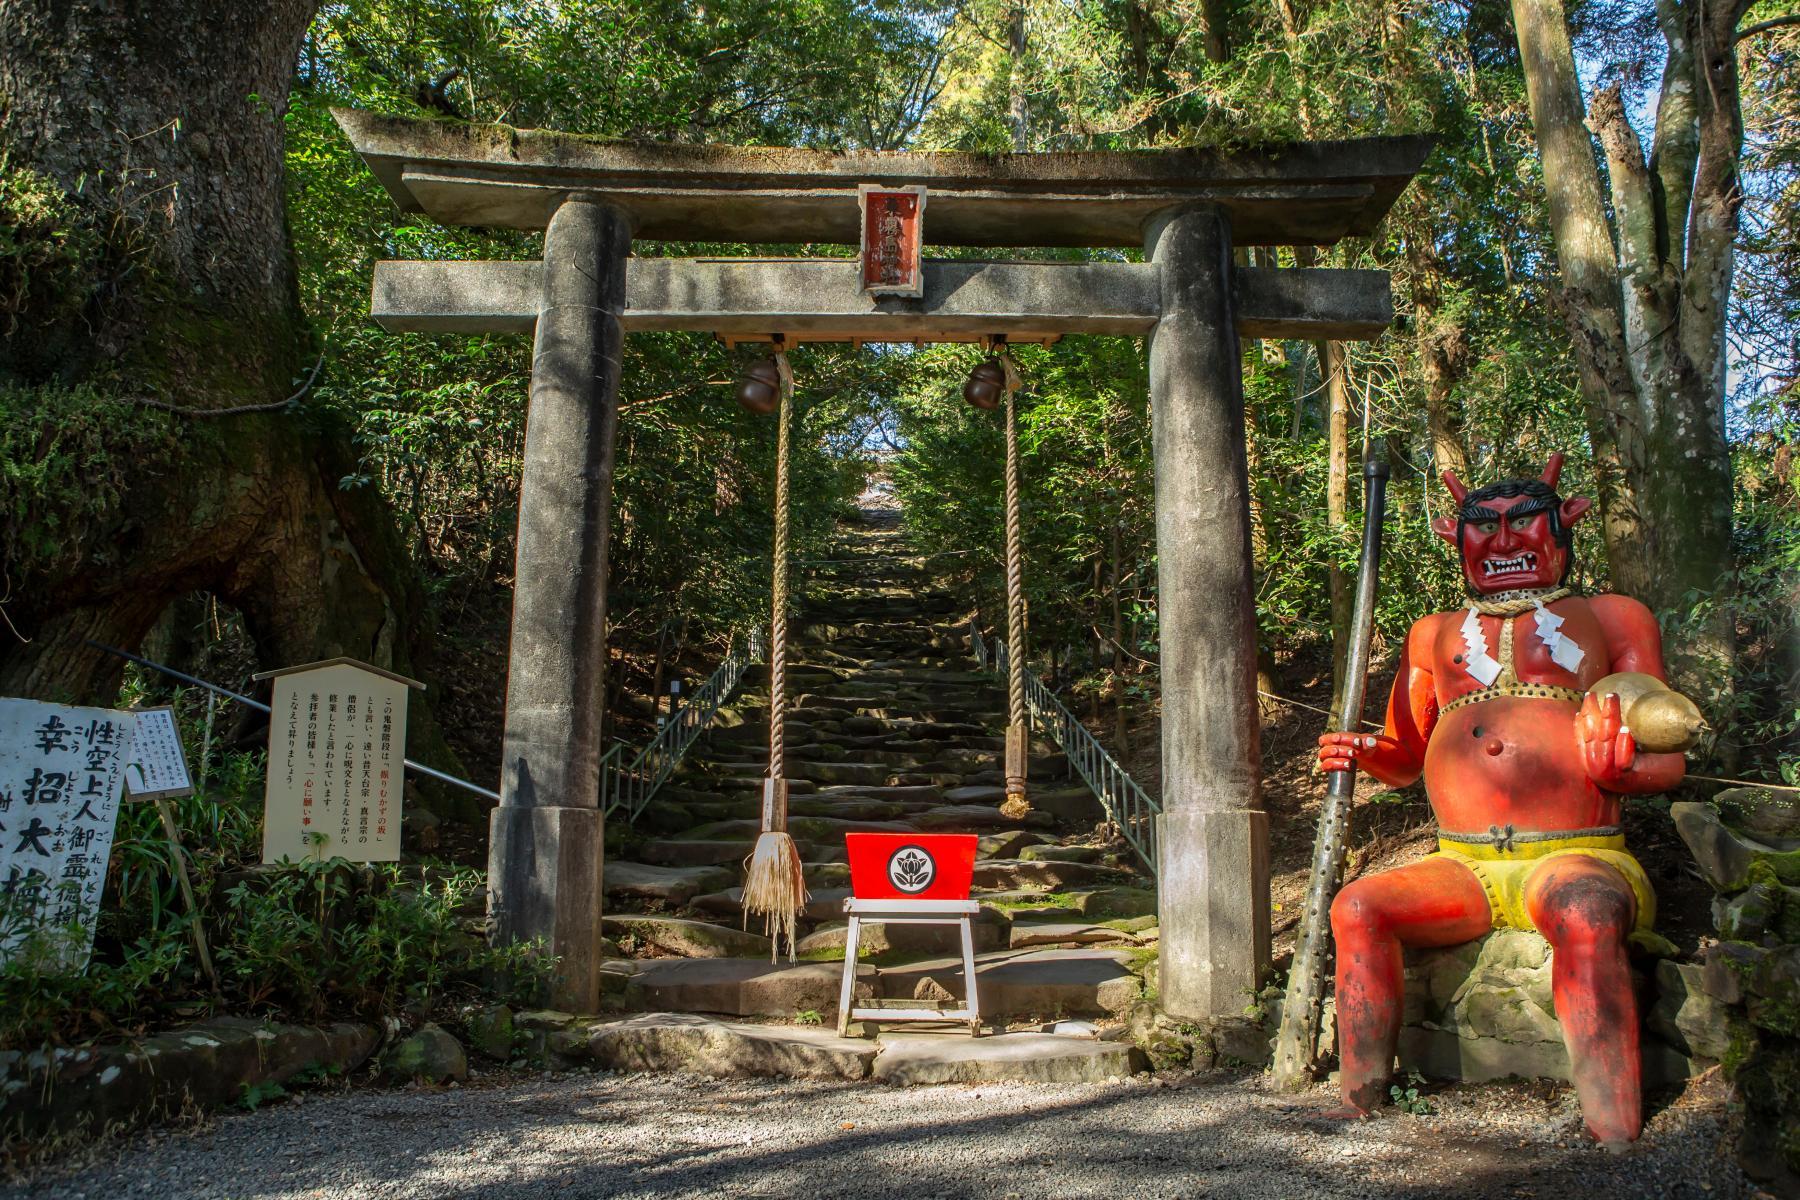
[122,706,194,802]
[859,184,927,297]
[255,658,421,865]
[0,697,135,967]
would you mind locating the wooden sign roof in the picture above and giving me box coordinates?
[251,657,425,690]
[333,109,1432,249]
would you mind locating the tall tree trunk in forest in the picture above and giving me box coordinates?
[1509,0,1742,679]
[1008,4,1029,152]
[1320,338,1353,721]
[0,1,471,811]
[1407,242,1473,484]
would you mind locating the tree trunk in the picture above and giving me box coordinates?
[1509,0,1739,662]
[1321,338,1352,721]
[1008,4,1029,153]
[0,1,473,813]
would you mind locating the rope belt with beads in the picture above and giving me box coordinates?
[1440,820,1627,859]
[1439,588,1585,716]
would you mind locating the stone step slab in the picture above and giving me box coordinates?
[679,816,916,842]
[914,804,1056,832]
[972,859,1114,891]
[870,1031,1144,1085]
[634,839,815,869]
[978,830,1047,859]
[624,958,875,1018]
[692,886,850,924]
[602,915,773,959]
[605,862,737,907]
[872,948,1144,1017]
[1007,922,1140,950]
[577,1014,878,1081]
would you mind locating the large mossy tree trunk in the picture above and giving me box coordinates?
[1509,0,1744,684]
[0,1,475,816]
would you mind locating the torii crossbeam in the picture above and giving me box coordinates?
[334,108,1431,1019]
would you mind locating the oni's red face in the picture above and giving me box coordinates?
[1430,455,1593,595]
[1455,495,1568,592]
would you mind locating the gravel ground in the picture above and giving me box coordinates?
[4,1068,1759,1200]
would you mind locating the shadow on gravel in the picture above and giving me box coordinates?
[111,1074,1747,1200]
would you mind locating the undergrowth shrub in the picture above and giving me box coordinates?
[0,719,552,1052]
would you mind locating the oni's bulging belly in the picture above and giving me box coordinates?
[1423,697,1617,833]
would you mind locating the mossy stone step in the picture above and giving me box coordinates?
[602,915,773,959]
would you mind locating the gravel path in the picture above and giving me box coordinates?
[5,1068,1755,1200]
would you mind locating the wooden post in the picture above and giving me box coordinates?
[488,195,631,1013]
[1144,204,1270,1021]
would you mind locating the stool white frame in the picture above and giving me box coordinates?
[836,897,982,1037]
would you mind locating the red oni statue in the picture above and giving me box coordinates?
[1317,453,1684,1146]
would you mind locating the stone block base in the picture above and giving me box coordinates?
[1155,806,1270,1019]
[489,804,604,1012]
[1389,930,1708,1089]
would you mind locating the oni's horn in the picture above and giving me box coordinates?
[1541,452,1565,489]
[1442,469,1468,504]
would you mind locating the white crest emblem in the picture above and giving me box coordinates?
[887,845,936,894]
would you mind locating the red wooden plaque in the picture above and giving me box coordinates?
[858,184,927,297]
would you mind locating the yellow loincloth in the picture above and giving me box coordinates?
[1427,832,1656,933]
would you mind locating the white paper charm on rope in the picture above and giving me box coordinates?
[1460,607,1502,687]
[1532,602,1586,674]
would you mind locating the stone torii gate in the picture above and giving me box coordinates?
[335,109,1429,1019]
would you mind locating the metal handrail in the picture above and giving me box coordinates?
[602,629,765,823]
[971,620,1160,875]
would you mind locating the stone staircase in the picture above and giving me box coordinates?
[595,505,1159,1032]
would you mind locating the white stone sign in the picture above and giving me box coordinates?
[122,706,194,802]
[256,659,420,864]
[0,697,135,967]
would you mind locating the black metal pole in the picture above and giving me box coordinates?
[1270,455,1390,1087]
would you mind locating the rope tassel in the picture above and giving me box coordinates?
[742,348,809,960]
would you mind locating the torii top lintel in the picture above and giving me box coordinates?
[333,109,1432,249]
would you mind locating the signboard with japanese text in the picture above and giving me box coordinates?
[0,698,135,967]
[122,706,194,803]
[257,659,419,865]
[859,184,926,297]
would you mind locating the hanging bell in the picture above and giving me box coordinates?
[964,357,1005,410]
[734,357,782,415]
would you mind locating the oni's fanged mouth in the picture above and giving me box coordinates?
[1481,553,1538,577]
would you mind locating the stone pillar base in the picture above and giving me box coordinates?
[488,804,604,1013]
[1156,806,1270,1021]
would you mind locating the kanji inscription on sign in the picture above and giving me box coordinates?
[122,706,194,802]
[256,659,421,865]
[0,697,135,967]
[859,184,927,297]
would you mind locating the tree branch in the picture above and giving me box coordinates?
[1737,13,1800,39]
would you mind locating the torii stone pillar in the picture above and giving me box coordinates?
[1146,205,1269,1020]
[488,195,631,1012]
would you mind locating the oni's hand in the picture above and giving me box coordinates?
[1577,691,1638,788]
[1318,732,1390,775]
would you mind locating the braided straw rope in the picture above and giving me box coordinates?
[1005,384,1026,734]
[1001,356,1030,817]
[768,368,791,786]
[743,351,806,961]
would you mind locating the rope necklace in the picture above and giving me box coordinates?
[1466,585,1573,617]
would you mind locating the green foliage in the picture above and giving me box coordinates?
[237,1079,289,1111]
[1390,1070,1434,1116]
[0,726,553,1051]
[0,384,185,587]
[0,157,101,342]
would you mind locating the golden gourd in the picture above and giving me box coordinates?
[1586,672,1709,753]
